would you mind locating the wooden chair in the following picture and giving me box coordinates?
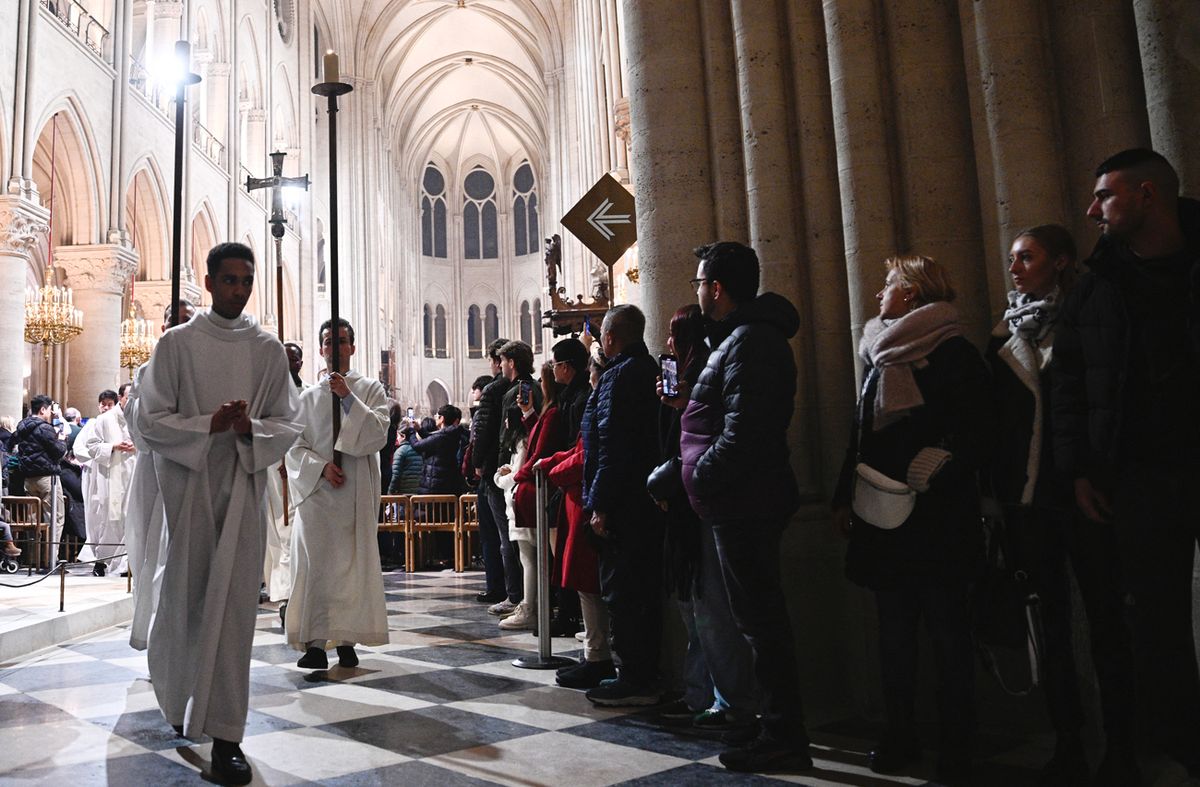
[405,494,458,573]
[456,494,480,573]
[379,494,408,566]
[3,496,48,569]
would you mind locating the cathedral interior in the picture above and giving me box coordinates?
[2,0,1199,784]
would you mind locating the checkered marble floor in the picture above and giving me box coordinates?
[0,571,1040,785]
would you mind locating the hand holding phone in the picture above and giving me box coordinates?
[518,380,533,409]
[659,354,679,398]
[406,406,414,419]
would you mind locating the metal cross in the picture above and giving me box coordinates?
[245,150,310,340]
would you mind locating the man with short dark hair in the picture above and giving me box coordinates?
[469,338,521,604]
[286,318,389,670]
[1053,148,1200,781]
[283,342,304,389]
[680,241,811,772]
[14,394,67,554]
[581,304,663,706]
[80,381,137,576]
[136,244,301,785]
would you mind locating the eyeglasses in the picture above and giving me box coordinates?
[689,277,710,292]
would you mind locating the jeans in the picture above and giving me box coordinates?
[598,514,665,686]
[25,475,64,553]
[709,516,808,746]
[481,477,523,602]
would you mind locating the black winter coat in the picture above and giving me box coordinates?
[412,425,468,495]
[13,416,65,478]
[559,375,592,447]
[680,292,800,523]
[1051,197,1200,484]
[837,336,992,590]
[582,340,661,523]
[471,373,511,477]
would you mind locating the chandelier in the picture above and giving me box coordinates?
[119,306,153,371]
[25,114,83,360]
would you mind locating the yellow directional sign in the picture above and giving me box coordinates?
[560,173,637,267]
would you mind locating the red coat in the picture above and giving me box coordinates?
[542,435,599,594]
[513,407,563,528]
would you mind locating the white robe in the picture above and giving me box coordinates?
[82,404,136,574]
[137,310,302,742]
[262,379,306,602]
[285,370,389,650]
[71,417,100,564]
[124,361,168,650]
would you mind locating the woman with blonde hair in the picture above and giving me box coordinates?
[833,254,992,786]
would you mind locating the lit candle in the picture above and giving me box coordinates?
[323,50,340,84]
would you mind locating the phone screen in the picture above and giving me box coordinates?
[406,407,414,419]
[519,381,532,406]
[660,355,679,397]
[583,316,591,336]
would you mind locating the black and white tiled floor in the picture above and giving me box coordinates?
[0,571,1039,785]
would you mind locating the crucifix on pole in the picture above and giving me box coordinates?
[244,150,310,342]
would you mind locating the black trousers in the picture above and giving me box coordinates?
[598,514,665,686]
[709,516,809,746]
[479,477,522,602]
[874,583,973,753]
[1112,463,1200,770]
[1008,505,1135,747]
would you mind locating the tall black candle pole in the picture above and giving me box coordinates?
[312,73,352,467]
[169,41,201,328]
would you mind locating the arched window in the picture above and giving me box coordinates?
[484,304,500,346]
[463,166,498,260]
[532,297,543,352]
[519,300,532,346]
[421,164,447,258]
[513,161,539,257]
[467,304,482,358]
[423,304,433,358]
[435,305,448,358]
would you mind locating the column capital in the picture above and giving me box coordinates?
[150,0,184,20]
[55,244,140,295]
[205,61,231,78]
[0,196,50,256]
[135,278,204,323]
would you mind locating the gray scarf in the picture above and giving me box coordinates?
[1003,287,1060,346]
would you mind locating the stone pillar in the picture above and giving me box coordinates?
[203,62,231,151]
[0,197,49,418]
[7,0,39,199]
[1133,0,1200,194]
[107,0,132,243]
[1050,0,1151,248]
[148,0,183,74]
[244,108,267,176]
[824,0,902,349]
[56,245,140,402]
[883,0,990,340]
[621,0,716,348]
[698,1,748,242]
[959,0,1070,312]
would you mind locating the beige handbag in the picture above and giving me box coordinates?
[851,462,916,529]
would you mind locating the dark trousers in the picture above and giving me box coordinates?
[598,515,665,686]
[874,583,973,753]
[1009,505,1135,747]
[1112,463,1200,769]
[710,517,809,746]
[480,477,523,602]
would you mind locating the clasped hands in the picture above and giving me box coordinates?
[327,372,350,399]
[210,400,251,435]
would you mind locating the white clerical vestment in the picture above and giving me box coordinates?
[83,404,136,574]
[71,416,100,564]
[263,379,305,603]
[124,361,167,650]
[136,310,302,742]
[285,370,389,650]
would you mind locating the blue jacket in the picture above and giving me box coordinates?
[388,442,423,494]
[412,425,468,495]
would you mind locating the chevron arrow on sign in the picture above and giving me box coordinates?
[561,173,638,267]
[586,198,631,241]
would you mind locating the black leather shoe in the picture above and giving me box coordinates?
[278,600,288,627]
[868,740,921,774]
[297,646,328,669]
[211,738,252,785]
[172,724,184,736]
[336,645,359,668]
[92,562,106,577]
[475,590,505,603]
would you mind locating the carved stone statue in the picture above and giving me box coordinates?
[544,233,562,293]
[590,257,609,302]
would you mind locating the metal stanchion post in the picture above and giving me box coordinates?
[513,468,573,669]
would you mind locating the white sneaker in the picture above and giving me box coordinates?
[498,602,536,630]
[575,631,586,642]
[488,599,518,617]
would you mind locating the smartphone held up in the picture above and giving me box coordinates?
[660,354,679,397]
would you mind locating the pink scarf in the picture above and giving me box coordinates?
[859,301,963,430]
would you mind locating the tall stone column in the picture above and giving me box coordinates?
[824,0,902,349]
[1133,0,1200,193]
[7,0,40,199]
[204,63,231,162]
[882,0,989,340]
[621,0,716,348]
[108,0,132,243]
[56,245,139,402]
[0,197,49,418]
[959,0,1070,311]
[147,0,184,74]
[698,1,748,242]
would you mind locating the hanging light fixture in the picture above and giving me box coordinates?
[25,114,83,360]
[119,182,154,374]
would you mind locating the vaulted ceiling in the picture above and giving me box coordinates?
[315,0,563,181]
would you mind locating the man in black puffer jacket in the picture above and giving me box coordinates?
[14,394,67,558]
[678,242,810,774]
[581,305,664,707]
[469,339,519,604]
[1052,148,1200,780]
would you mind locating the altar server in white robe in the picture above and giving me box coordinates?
[263,342,307,620]
[286,318,389,669]
[82,382,137,576]
[125,300,195,651]
[71,390,117,568]
[137,244,301,786]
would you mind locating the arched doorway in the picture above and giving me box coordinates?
[426,379,450,413]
